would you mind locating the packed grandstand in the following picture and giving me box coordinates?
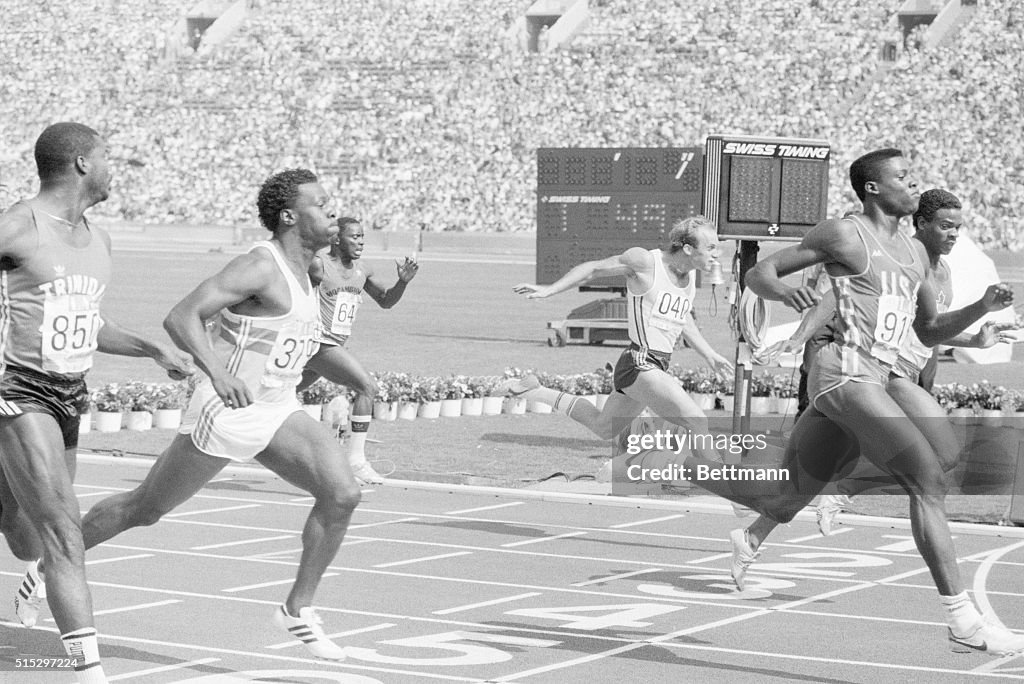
[1,0,1021,250]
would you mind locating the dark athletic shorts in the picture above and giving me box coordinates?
[613,345,672,394]
[0,365,89,450]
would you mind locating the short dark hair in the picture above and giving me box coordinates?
[337,216,360,231]
[34,122,100,181]
[256,168,318,232]
[667,215,715,253]
[913,188,961,227]
[848,148,903,202]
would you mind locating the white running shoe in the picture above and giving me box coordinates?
[816,494,851,536]
[15,559,46,628]
[949,613,1024,655]
[351,461,384,486]
[729,528,760,592]
[273,605,346,660]
[497,374,541,397]
[732,502,756,518]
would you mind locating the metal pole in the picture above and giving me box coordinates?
[731,240,759,439]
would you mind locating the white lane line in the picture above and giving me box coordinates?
[609,514,685,529]
[433,592,542,615]
[786,527,853,544]
[50,599,181,620]
[572,568,664,587]
[166,504,261,518]
[970,539,1024,674]
[502,531,587,548]
[86,554,154,566]
[76,490,116,498]
[349,516,421,529]
[444,501,526,515]
[224,572,338,593]
[373,551,473,568]
[107,657,221,681]
[267,621,397,650]
[192,534,295,551]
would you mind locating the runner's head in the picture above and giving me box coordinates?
[849,148,919,216]
[667,215,720,273]
[332,217,364,261]
[913,188,962,257]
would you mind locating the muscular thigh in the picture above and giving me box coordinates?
[256,411,356,496]
[887,376,959,472]
[0,413,78,521]
[626,369,705,423]
[307,345,373,391]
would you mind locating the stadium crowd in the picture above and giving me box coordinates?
[1,0,1021,249]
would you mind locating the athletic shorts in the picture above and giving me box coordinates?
[179,382,304,462]
[613,345,672,394]
[890,355,921,385]
[808,342,891,411]
[0,365,88,450]
[315,331,349,347]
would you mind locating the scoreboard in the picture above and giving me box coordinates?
[536,147,703,287]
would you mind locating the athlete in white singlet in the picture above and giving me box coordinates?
[76,169,360,661]
[297,217,418,484]
[508,215,733,465]
[742,151,1022,655]
[0,123,193,683]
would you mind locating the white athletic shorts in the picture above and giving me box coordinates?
[179,382,304,462]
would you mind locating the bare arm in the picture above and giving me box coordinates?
[513,248,651,299]
[363,256,419,309]
[680,312,734,379]
[913,277,1014,347]
[97,320,193,380]
[163,251,278,408]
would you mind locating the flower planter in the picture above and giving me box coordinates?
[373,401,398,422]
[595,393,611,410]
[440,398,462,417]
[461,397,483,416]
[527,400,553,414]
[979,409,1004,428]
[397,401,418,420]
[720,395,735,412]
[482,396,505,415]
[125,411,153,431]
[300,404,323,421]
[153,408,182,429]
[94,410,123,433]
[504,397,527,415]
[948,407,974,423]
[750,397,771,415]
[78,412,92,435]
[418,401,442,419]
[775,397,798,416]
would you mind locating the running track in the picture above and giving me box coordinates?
[3,454,1024,683]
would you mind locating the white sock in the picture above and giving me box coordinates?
[62,627,107,683]
[526,386,580,414]
[941,591,982,634]
[348,415,370,465]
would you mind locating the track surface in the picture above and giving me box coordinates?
[3,455,1024,683]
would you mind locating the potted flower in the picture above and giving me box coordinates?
[91,383,129,432]
[372,372,399,421]
[976,382,1007,426]
[749,374,774,415]
[594,366,614,409]
[502,367,530,415]
[440,376,467,417]
[772,373,799,416]
[946,383,975,420]
[152,382,188,429]
[717,374,735,412]
[480,377,505,415]
[461,376,488,416]
[123,381,157,431]
[417,377,443,418]
[394,373,419,420]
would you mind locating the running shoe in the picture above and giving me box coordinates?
[949,613,1024,655]
[729,528,760,592]
[273,604,346,660]
[351,460,384,486]
[15,559,46,628]
[816,494,851,536]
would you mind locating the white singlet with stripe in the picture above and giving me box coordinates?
[180,241,321,461]
[627,249,695,354]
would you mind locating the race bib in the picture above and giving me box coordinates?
[330,291,362,335]
[871,294,915,366]
[41,293,103,373]
[649,290,691,332]
[264,319,319,388]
